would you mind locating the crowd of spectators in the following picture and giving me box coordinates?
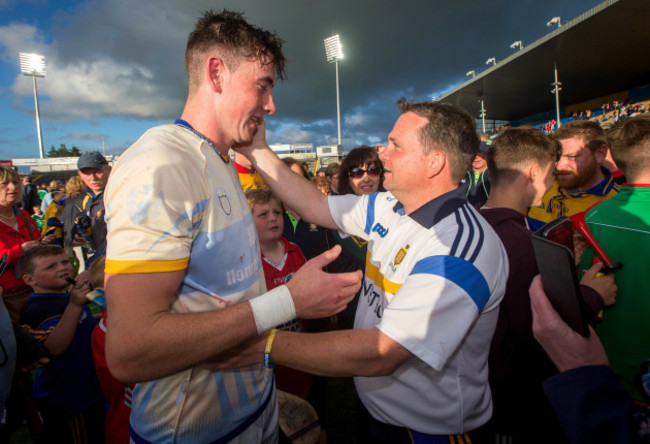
[1,152,113,443]
[1,9,649,444]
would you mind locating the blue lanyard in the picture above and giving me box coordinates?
[174,119,229,163]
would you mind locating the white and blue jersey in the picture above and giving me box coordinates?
[105,124,273,443]
[328,188,508,434]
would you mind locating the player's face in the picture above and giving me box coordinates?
[348,163,381,196]
[555,136,600,190]
[29,254,73,291]
[220,58,276,146]
[252,200,283,245]
[379,112,430,199]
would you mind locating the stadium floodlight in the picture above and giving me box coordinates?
[547,17,561,28]
[485,57,496,67]
[479,99,487,133]
[324,34,344,147]
[466,70,476,78]
[510,40,523,51]
[19,52,46,159]
[551,63,562,129]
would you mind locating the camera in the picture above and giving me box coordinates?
[73,215,95,251]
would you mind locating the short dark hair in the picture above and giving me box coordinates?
[325,163,340,178]
[552,120,607,154]
[17,245,66,277]
[185,10,286,93]
[338,146,385,196]
[397,98,479,184]
[606,114,650,181]
[488,127,561,186]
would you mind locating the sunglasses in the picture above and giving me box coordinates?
[349,166,382,179]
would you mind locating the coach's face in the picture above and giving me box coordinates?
[380,112,430,199]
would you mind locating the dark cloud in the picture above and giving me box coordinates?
[2,0,599,154]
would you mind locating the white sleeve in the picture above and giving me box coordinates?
[327,192,377,240]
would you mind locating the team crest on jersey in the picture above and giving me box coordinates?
[389,244,409,272]
[215,187,232,216]
[394,245,409,265]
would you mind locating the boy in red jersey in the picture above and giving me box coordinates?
[246,189,311,399]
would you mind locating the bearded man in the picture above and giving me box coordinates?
[527,120,619,231]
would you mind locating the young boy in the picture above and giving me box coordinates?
[246,189,311,399]
[17,245,105,443]
[478,127,617,443]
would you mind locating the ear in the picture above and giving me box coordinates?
[594,144,608,164]
[527,163,540,183]
[427,151,445,179]
[207,57,227,93]
[22,274,36,287]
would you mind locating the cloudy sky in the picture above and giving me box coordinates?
[0,0,599,160]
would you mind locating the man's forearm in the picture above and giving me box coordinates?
[246,146,337,229]
[270,329,411,377]
[106,298,260,383]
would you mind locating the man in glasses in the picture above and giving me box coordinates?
[233,99,508,443]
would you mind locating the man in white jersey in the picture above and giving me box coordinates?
[103,10,361,443]
[232,99,509,443]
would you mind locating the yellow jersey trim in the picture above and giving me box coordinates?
[365,251,402,294]
[105,258,189,274]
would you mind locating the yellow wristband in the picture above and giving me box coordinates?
[264,328,279,369]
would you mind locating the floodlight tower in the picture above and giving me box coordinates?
[479,99,487,133]
[510,40,523,51]
[547,17,561,28]
[485,57,496,67]
[324,34,344,147]
[19,52,46,159]
[551,63,562,129]
[466,70,476,78]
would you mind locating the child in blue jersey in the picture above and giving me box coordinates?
[18,245,105,443]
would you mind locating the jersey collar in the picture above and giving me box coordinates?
[393,187,467,229]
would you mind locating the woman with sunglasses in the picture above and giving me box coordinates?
[337,146,385,196]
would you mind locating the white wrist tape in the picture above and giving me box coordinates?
[249,285,296,334]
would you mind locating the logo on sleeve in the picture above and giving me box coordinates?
[372,222,389,238]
